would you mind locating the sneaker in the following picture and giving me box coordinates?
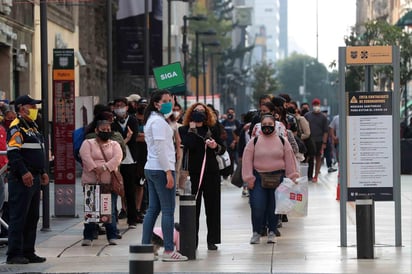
[274,229,281,237]
[250,232,260,244]
[161,251,188,262]
[241,189,249,197]
[118,209,127,219]
[328,167,337,173]
[312,176,318,183]
[267,232,276,243]
[25,254,46,263]
[6,256,29,264]
[277,219,282,228]
[128,224,137,229]
[281,215,288,222]
[108,239,117,245]
[81,239,92,246]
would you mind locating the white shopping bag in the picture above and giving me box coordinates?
[275,176,308,217]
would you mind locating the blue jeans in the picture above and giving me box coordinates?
[83,193,117,241]
[248,170,279,234]
[142,169,175,252]
[7,172,41,258]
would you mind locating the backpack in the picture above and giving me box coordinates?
[73,127,85,164]
[254,135,285,146]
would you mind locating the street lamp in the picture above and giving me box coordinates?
[167,0,191,64]
[182,15,207,109]
[195,29,217,102]
[300,59,315,103]
[202,41,220,104]
[210,52,223,107]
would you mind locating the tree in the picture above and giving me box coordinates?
[344,20,412,91]
[251,61,278,104]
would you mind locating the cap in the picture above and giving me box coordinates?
[113,97,128,105]
[137,98,148,105]
[126,94,141,102]
[13,95,42,111]
[312,98,321,105]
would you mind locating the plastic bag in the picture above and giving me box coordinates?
[275,176,308,217]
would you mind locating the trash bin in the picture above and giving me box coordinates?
[179,195,196,260]
[356,196,375,259]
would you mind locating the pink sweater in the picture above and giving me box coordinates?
[79,139,123,185]
[242,134,299,185]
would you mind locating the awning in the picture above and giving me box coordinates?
[396,10,412,27]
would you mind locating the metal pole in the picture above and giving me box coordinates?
[303,60,307,102]
[202,43,206,104]
[195,32,199,102]
[183,16,188,110]
[107,0,113,101]
[144,0,150,97]
[168,0,171,64]
[365,65,372,92]
[40,0,50,231]
[211,54,215,107]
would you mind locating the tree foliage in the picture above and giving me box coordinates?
[251,61,279,104]
[344,20,412,91]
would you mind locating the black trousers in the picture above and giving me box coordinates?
[7,172,41,258]
[190,171,221,246]
[120,163,139,225]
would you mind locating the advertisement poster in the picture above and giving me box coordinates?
[347,91,393,201]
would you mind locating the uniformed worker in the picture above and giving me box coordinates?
[6,95,49,264]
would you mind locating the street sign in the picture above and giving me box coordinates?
[153,62,185,94]
[346,46,392,65]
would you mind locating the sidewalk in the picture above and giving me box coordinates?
[0,166,411,273]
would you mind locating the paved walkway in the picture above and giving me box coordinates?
[0,166,411,273]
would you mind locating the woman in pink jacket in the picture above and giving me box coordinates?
[79,118,123,246]
[242,114,299,244]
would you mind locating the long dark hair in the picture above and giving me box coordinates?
[143,89,170,124]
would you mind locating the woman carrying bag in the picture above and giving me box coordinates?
[242,114,299,244]
[178,103,226,251]
[79,115,123,246]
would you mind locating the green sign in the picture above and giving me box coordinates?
[153,62,185,94]
[53,48,74,69]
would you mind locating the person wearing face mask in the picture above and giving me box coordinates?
[242,114,299,245]
[178,103,226,251]
[79,115,123,246]
[141,90,187,261]
[6,95,49,264]
[111,97,142,228]
[303,98,329,182]
[221,108,240,179]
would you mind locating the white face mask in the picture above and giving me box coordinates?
[114,107,127,117]
[313,106,321,113]
[173,111,180,118]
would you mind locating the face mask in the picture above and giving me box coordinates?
[173,111,180,118]
[3,120,12,129]
[313,106,321,113]
[97,131,113,141]
[159,102,173,115]
[28,108,38,121]
[227,113,234,120]
[261,125,275,135]
[114,107,127,117]
[287,107,296,114]
[191,111,206,123]
[137,107,145,115]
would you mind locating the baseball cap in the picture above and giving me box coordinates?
[126,94,141,102]
[137,98,148,105]
[312,98,321,105]
[12,95,42,111]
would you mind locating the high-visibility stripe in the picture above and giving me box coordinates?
[7,146,18,151]
[21,143,42,149]
[129,253,154,261]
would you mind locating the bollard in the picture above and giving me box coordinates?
[179,194,196,260]
[129,244,153,274]
[356,196,375,259]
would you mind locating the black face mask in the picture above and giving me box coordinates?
[287,107,296,114]
[191,111,206,123]
[97,131,113,141]
[261,125,275,135]
[137,107,145,115]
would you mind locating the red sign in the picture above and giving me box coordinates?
[53,79,75,184]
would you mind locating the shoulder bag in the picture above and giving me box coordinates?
[98,143,125,197]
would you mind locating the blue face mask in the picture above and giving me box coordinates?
[159,101,173,115]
